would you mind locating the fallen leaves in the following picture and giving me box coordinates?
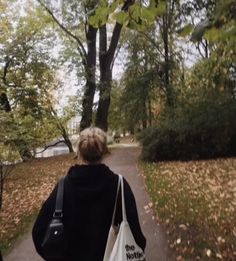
[140,157,236,260]
[143,202,153,214]
[206,249,212,257]
[0,153,75,252]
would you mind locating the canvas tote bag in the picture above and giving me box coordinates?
[103,175,146,261]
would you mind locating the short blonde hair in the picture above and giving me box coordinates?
[77,127,108,163]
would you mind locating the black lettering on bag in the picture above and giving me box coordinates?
[125,244,145,260]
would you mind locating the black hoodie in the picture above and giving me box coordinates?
[32,164,146,261]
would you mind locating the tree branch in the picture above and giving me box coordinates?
[106,23,123,69]
[196,42,206,59]
[35,140,66,154]
[37,0,87,64]
[138,31,164,57]
[111,44,122,71]
[106,0,135,68]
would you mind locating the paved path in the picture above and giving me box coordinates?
[4,145,175,261]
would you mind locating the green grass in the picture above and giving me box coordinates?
[140,158,236,260]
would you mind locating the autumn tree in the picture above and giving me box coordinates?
[0,1,74,159]
[115,33,161,131]
[37,0,168,131]
[110,1,185,132]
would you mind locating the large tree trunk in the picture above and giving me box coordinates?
[95,0,134,131]
[95,25,112,131]
[80,26,97,131]
[95,24,122,131]
[95,70,112,131]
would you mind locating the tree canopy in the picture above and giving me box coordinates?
[0,0,235,161]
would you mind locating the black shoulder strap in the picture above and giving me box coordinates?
[53,177,65,218]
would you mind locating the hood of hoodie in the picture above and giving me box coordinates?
[65,163,117,201]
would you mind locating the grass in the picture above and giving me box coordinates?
[0,153,76,254]
[140,158,236,260]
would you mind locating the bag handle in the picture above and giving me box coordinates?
[111,175,121,226]
[53,177,65,218]
[111,175,127,225]
[120,175,127,222]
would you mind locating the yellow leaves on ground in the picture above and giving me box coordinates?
[141,158,236,260]
[0,154,75,252]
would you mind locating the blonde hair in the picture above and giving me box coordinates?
[77,127,108,163]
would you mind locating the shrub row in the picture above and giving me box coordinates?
[138,102,236,161]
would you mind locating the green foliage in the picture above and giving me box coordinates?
[138,41,236,161]
[177,23,194,37]
[88,0,167,29]
[0,2,71,159]
[138,101,236,161]
[190,0,236,43]
[108,31,165,132]
[89,6,110,27]
[113,11,129,25]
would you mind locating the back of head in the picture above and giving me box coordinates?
[77,127,108,163]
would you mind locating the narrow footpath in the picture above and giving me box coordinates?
[4,144,175,261]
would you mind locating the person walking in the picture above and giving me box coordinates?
[32,127,146,261]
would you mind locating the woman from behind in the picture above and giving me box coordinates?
[32,127,146,261]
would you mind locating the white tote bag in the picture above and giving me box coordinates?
[103,175,146,261]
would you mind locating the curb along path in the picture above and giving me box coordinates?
[4,145,175,261]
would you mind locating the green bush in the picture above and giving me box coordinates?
[138,101,236,161]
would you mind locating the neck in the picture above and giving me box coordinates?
[80,159,101,165]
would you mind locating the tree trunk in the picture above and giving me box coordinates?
[95,23,123,131]
[94,0,136,130]
[80,26,97,131]
[161,1,176,108]
[0,93,11,112]
[142,94,147,130]
[163,15,173,107]
[56,122,74,153]
[21,149,33,161]
[49,106,74,153]
[61,130,74,153]
[95,25,111,131]
[148,97,152,126]
[95,70,112,131]
[95,1,134,131]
